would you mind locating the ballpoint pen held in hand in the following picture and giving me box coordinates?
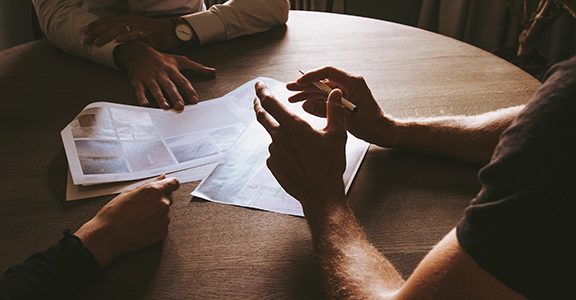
[298,70,358,112]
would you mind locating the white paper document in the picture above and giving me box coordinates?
[61,77,369,211]
[65,163,216,201]
[61,78,275,186]
[192,82,369,217]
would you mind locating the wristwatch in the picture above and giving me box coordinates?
[172,17,194,43]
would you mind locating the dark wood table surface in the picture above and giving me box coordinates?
[0,11,540,299]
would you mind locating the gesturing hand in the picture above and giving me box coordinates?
[287,66,394,145]
[75,176,180,267]
[114,41,216,111]
[254,82,348,216]
[84,15,180,52]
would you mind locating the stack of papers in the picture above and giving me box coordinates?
[62,78,369,216]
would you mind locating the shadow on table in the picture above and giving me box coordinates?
[80,243,166,300]
[347,147,481,276]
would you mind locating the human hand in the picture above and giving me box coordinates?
[83,15,180,52]
[75,175,180,267]
[114,41,215,111]
[287,66,395,145]
[254,82,347,216]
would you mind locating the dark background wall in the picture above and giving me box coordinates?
[345,0,423,26]
[0,0,35,50]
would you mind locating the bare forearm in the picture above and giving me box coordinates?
[306,203,404,299]
[377,106,524,165]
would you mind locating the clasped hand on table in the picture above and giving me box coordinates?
[83,15,215,111]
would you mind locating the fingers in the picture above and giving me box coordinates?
[178,56,216,76]
[302,99,327,118]
[151,177,181,194]
[84,16,141,46]
[168,71,199,104]
[297,66,355,87]
[254,97,279,135]
[326,89,346,133]
[147,81,171,110]
[287,89,325,103]
[158,77,185,111]
[128,54,204,110]
[162,194,174,207]
[115,31,149,44]
[131,176,179,207]
[89,24,129,47]
[286,81,315,92]
[83,18,110,45]
[84,17,111,34]
[132,82,150,107]
[134,75,191,111]
[286,81,303,91]
[288,89,328,117]
[255,82,300,127]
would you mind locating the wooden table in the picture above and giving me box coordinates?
[0,11,540,299]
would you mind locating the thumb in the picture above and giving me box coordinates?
[154,177,181,194]
[326,88,346,133]
[178,56,216,76]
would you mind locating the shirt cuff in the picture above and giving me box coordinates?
[182,10,226,45]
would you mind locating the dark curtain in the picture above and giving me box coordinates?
[209,0,575,68]
[289,0,345,11]
[418,0,576,65]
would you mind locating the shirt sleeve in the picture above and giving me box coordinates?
[456,56,576,299]
[32,0,120,68]
[182,0,290,45]
[0,231,103,300]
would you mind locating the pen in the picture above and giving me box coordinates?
[298,70,357,112]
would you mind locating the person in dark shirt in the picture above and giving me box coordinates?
[0,175,180,300]
[253,53,575,298]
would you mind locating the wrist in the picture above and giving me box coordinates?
[161,17,183,51]
[75,220,116,267]
[170,17,199,48]
[369,115,405,148]
[304,200,354,232]
[301,193,346,219]
[113,41,149,70]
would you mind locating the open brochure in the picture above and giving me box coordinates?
[62,77,281,186]
[62,77,369,217]
[192,83,369,217]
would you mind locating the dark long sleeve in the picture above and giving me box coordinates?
[0,230,103,300]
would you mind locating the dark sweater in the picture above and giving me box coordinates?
[0,230,102,300]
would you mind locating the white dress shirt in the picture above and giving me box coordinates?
[33,0,290,68]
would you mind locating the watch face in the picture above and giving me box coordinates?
[175,23,193,42]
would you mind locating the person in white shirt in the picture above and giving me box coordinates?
[33,0,290,111]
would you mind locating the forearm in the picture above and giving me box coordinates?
[378,106,524,165]
[306,203,404,299]
[0,231,102,300]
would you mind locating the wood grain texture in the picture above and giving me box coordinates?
[0,11,540,299]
